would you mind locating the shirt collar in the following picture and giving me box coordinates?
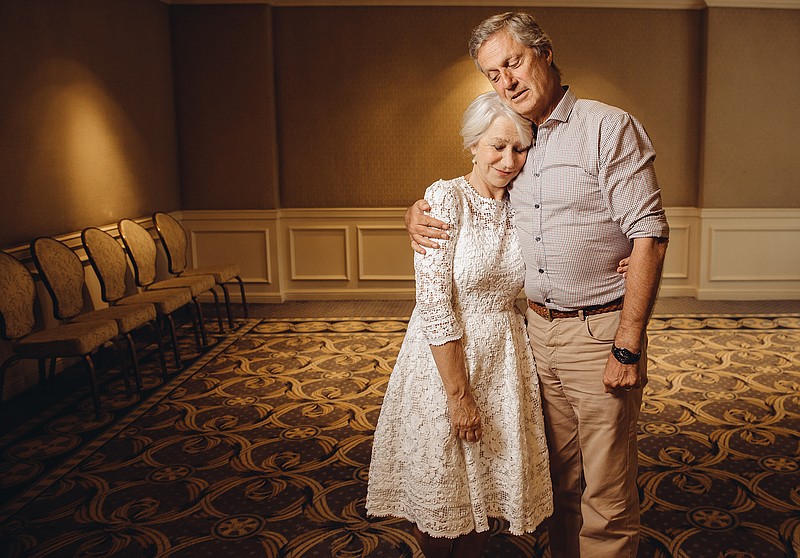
[544,86,575,125]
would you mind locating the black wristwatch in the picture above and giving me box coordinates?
[611,344,641,365]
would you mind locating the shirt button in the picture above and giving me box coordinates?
[535,236,541,242]
[534,173,540,178]
[545,298,551,303]
[538,269,544,274]
[534,204,540,209]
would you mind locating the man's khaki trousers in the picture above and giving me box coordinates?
[526,308,644,558]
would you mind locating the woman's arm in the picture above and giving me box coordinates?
[430,340,482,442]
[414,182,479,441]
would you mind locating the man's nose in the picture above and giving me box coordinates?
[500,69,516,89]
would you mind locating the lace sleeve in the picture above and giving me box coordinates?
[415,180,464,346]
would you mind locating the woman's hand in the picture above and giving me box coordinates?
[446,391,482,442]
[405,199,450,254]
[617,256,631,278]
[428,340,480,442]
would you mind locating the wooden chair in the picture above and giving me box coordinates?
[0,250,119,419]
[30,236,167,392]
[118,218,223,349]
[153,211,248,328]
[81,227,196,370]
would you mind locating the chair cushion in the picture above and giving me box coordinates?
[148,275,215,297]
[182,264,240,285]
[73,304,156,334]
[116,289,192,315]
[16,319,118,358]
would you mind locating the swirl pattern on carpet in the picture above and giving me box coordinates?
[0,315,798,557]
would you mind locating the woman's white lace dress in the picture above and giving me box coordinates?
[366,177,553,537]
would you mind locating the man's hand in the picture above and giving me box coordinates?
[405,199,450,254]
[603,353,647,394]
[446,391,483,442]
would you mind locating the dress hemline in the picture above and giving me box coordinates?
[365,507,550,539]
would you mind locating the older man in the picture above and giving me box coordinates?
[407,12,669,558]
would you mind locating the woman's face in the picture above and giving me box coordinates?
[471,116,529,191]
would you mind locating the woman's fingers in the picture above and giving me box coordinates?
[454,419,482,442]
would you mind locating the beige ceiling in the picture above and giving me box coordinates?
[158,0,800,9]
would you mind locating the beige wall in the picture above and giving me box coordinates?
[702,8,800,208]
[0,0,181,248]
[171,4,279,210]
[273,7,703,209]
[2,2,798,250]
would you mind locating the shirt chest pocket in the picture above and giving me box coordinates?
[544,164,604,214]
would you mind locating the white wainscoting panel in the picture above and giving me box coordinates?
[190,229,272,284]
[289,227,350,280]
[699,209,800,299]
[278,208,415,299]
[176,207,799,302]
[178,210,281,302]
[357,226,415,281]
[659,207,700,297]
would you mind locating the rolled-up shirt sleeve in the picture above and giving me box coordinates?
[599,112,670,240]
[414,181,463,346]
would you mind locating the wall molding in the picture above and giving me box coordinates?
[178,206,800,303]
[697,208,800,299]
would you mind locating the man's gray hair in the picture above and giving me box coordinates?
[461,91,534,150]
[468,12,561,77]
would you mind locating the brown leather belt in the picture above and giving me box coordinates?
[527,297,624,322]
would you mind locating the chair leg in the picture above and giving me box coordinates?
[165,314,182,369]
[192,298,207,349]
[39,359,48,390]
[149,320,170,379]
[83,354,102,419]
[0,355,23,413]
[125,333,143,393]
[220,282,234,329]
[210,287,224,333]
[112,338,133,396]
[235,275,248,319]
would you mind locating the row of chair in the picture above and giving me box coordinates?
[0,212,248,418]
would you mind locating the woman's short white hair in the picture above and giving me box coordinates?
[461,91,533,151]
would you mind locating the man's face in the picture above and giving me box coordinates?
[476,31,556,124]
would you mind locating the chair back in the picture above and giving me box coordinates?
[30,237,86,321]
[82,227,130,304]
[153,212,188,275]
[0,251,37,340]
[118,219,158,288]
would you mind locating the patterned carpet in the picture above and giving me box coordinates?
[0,310,798,557]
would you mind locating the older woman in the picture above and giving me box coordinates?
[366,91,553,558]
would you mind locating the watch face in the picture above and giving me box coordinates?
[613,346,640,364]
